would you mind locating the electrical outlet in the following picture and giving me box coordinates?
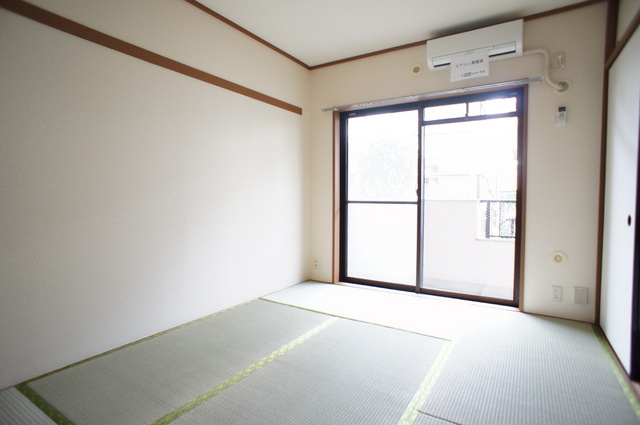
[313,257,323,270]
[552,285,562,302]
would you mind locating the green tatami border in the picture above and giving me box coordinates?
[15,383,74,425]
[13,297,451,425]
[12,300,255,425]
[21,299,255,385]
[16,301,338,425]
[397,340,455,425]
[592,324,640,420]
[148,316,340,425]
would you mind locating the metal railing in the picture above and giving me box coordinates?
[481,200,516,239]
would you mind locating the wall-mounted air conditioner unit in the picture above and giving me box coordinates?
[426,20,523,71]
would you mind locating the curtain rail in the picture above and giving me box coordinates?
[321,77,544,112]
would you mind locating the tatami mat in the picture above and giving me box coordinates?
[263,280,516,340]
[170,317,446,425]
[26,300,330,425]
[3,281,640,425]
[267,282,640,425]
[418,314,640,425]
[0,388,56,425]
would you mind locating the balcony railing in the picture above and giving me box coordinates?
[481,200,516,239]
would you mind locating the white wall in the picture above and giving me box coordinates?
[309,3,606,322]
[600,0,640,373]
[0,0,310,389]
[0,0,619,391]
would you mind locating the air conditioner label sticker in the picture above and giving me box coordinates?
[450,51,489,82]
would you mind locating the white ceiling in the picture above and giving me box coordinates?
[196,0,586,67]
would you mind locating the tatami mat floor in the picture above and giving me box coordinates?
[268,281,640,424]
[1,280,639,425]
[263,280,519,340]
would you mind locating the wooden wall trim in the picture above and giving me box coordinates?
[594,324,640,397]
[595,0,619,324]
[604,0,621,59]
[310,40,427,70]
[183,0,311,70]
[0,0,303,115]
[310,0,605,70]
[179,0,606,72]
[332,111,341,284]
[522,0,603,21]
[518,86,530,312]
[605,8,640,70]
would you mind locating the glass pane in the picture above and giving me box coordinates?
[421,117,518,300]
[468,97,517,116]
[347,110,418,202]
[346,203,417,286]
[422,118,518,201]
[423,103,466,121]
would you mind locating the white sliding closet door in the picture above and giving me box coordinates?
[600,29,640,374]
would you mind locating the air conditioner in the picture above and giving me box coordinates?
[426,20,523,71]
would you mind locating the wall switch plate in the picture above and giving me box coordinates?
[574,287,588,305]
[552,285,563,302]
[313,257,323,270]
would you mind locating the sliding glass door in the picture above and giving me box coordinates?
[341,108,419,288]
[421,97,521,301]
[339,88,525,306]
